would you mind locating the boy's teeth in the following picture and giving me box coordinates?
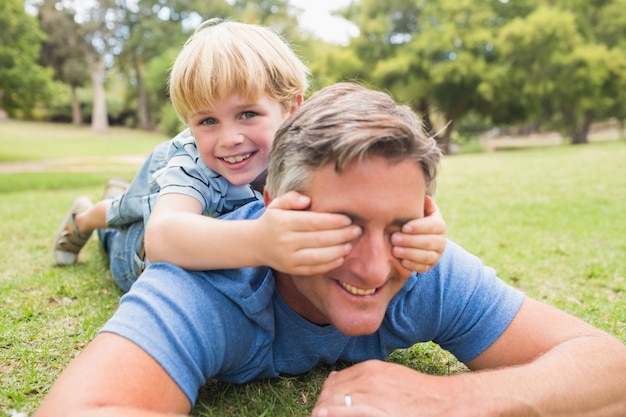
[223,153,252,163]
[341,281,376,296]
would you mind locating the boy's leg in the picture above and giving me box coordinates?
[103,178,131,199]
[52,197,94,265]
[98,221,146,293]
[53,179,130,266]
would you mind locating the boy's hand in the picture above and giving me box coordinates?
[257,191,361,275]
[391,195,446,273]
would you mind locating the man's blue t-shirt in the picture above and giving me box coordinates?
[101,201,524,405]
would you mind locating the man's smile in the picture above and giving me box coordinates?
[340,281,377,296]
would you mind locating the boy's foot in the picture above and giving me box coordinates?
[102,178,130,199]
[53,196,94,265]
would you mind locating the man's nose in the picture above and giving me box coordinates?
[344,232,392,287]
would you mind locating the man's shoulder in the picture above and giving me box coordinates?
[392,239,496,306]
[219,200,265,221]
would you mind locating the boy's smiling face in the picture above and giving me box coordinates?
[273,156,426,336]
[188,94,294,186]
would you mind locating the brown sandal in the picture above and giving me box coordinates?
[53,196,93,265]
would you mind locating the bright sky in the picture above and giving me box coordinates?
[289,0,359,45]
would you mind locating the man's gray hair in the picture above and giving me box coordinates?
[266,82,442,197]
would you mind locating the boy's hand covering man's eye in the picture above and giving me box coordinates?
[256,191,361,276]
[391,195,447,273]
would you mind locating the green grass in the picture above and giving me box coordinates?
[0,120,167,162]
[0,122,624,416]
[436,143,626,337]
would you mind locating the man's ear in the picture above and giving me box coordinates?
[423,195,437,217]
[288,94,304,114]
[263,188,273,206]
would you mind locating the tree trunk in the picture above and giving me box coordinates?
[0,90,7,121]
[571,109,593,145]
[438,119,456,155]
[134,56,151,130]
[70,85,82,125]
[90,57,109,134]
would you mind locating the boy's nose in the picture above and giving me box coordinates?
[218,125,245,147]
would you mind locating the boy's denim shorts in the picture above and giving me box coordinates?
[98,221,148,293]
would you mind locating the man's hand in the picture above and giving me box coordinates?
[312,360,462,417]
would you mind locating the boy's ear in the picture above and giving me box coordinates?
[289,94,304,114]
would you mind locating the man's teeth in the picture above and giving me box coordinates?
[341,282,376,296]
[222,153,252,163]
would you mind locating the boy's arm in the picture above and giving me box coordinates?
[391,195,447,273]
[145,192,361,273]
[34,333,191,417]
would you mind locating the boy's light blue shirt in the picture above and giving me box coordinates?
[106,128,261,228]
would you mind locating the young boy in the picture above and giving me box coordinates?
[53,19,447,292]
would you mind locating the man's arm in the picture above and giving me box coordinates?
[34,333,191,417]
[312,297,626,416]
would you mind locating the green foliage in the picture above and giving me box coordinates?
[38,0,89,88]
[455,111,494,142]
[308,0,626,147]
[302,41,365,91]
[491,7,582,121]
[486,2,626,142]
[7,0,626,143]
[0,0,54,116]
[143,47,180,129]
[158,105,185,138]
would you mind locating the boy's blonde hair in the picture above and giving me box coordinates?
[169,18,310,124]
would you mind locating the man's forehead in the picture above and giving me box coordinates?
[305,157,426,221]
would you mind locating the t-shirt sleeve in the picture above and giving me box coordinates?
[153,135,260,217]
[155,138,217,214]
[100,263,258,404]
[404,240,525,363]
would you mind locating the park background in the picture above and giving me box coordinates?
[4,0,626,151]
[1,0,625,415]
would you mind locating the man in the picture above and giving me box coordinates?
[35,83,626,417]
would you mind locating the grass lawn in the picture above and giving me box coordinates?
[1,122,624,416]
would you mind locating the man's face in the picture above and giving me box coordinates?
[275,156,426,336]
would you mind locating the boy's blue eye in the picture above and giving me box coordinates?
[200,118,217,125]
[241,111,257,119]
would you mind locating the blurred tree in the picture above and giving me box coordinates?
[559,0,626,142]
[114,0,298,131]
[0,0,52,119]
[303,41,364,92]
[234,0,298,29]
[333,0,626,147]
[116,0,235,130]
[493,5,626,144]
[38,0,89,125]
[79,0,129,133]
[341,0,521,153]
